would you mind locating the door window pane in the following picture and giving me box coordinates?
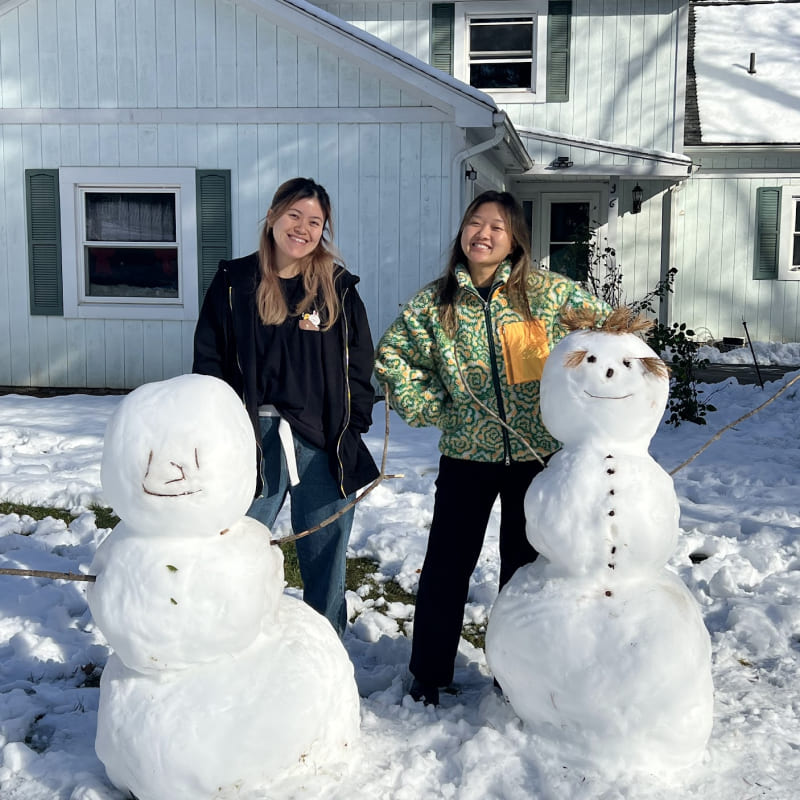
[549,201,590,281]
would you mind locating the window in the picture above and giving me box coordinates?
[80,190,180,302]
[468,16,534,90]
[440,1,570,102]
[781,189,800,279]
[547,201,591,281]
[26,167,230,318]
[537,193,601,281]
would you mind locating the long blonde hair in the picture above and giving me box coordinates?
[437,191,533,337]
[256,177,340,330]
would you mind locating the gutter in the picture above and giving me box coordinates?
[450,112,510,233]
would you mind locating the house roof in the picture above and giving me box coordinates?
[687,0,800,145]
[516,127,692,179]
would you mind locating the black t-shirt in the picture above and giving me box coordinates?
[255,275,327,448]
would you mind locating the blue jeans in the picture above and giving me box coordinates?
[247,417,354,637]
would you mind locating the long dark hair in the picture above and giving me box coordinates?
[256,177,340,330]
[437,190,533,337]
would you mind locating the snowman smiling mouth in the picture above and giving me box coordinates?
[584,391,633,400]
[142,485,203,497]
[141,450,204,497]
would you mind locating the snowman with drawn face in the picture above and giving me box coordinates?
[485,309,713,778]
[87,374,359,800]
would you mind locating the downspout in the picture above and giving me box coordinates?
[450,111,508,234]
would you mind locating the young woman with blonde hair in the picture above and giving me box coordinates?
[194,177,378,636]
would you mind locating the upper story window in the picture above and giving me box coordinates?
[434,1,571,103]
[468,16,534,90]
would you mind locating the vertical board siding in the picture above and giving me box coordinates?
[2,0,420,112]
[1,0,452,387]
[672,174,800,343]
[3,117,449,385]
[316,0,682,153]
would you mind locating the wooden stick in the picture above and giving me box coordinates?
[271,385,394,545]
[0,567,96,582]
[669,372,800,476]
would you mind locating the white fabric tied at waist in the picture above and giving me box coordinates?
[257,405,300,486]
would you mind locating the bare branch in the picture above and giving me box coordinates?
[670,373,800,476]
[0,568,96,583]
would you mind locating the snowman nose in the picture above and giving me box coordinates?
[606,367,614,378]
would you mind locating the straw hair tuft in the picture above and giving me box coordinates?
[560,306,655,336]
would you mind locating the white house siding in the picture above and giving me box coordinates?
[671,150,800,343]
[314,0,685,155]
[314,1,430,60]
[0,0,464,387]
[508,0,684,154]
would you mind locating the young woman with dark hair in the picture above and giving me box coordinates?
[375,190,609,704]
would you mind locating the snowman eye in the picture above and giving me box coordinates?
[623,359,632,368]
[587,355,597,363]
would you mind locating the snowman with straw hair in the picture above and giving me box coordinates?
[486,307,714,778]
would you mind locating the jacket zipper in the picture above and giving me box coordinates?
[229,281,266,496]
[334,286,351,497]
[480,287,511,466]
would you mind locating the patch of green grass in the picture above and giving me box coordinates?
[90,505,120,529]
[0,502,75,527]
[461,623,486,652]
[0,502,120,530]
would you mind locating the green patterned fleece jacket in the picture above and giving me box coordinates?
[374,261,611,463]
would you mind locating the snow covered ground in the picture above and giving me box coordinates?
[0,349,799,799]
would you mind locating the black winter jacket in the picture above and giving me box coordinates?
[192,253,379,497]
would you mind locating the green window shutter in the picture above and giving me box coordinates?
[25,169,63,316]
[196,170,232,302]
[431,4,455,76]
[754,187,781,280]
[547,1,572,102]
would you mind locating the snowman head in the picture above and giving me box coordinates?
[101,374,257,536]
[540,308,669,450]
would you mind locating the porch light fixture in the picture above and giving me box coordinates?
[554,156,573,169]
[632,184,643,214]
[465,166,478,181]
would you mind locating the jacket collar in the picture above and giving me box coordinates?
[455,259,513,292]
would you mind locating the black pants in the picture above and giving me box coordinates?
[409,454,546,687]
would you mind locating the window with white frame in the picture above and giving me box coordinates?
[468,15,534,90]
[779,187,800,280]
[453,1,549,101]
[59,168,199,319]
[80,189,180,301]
